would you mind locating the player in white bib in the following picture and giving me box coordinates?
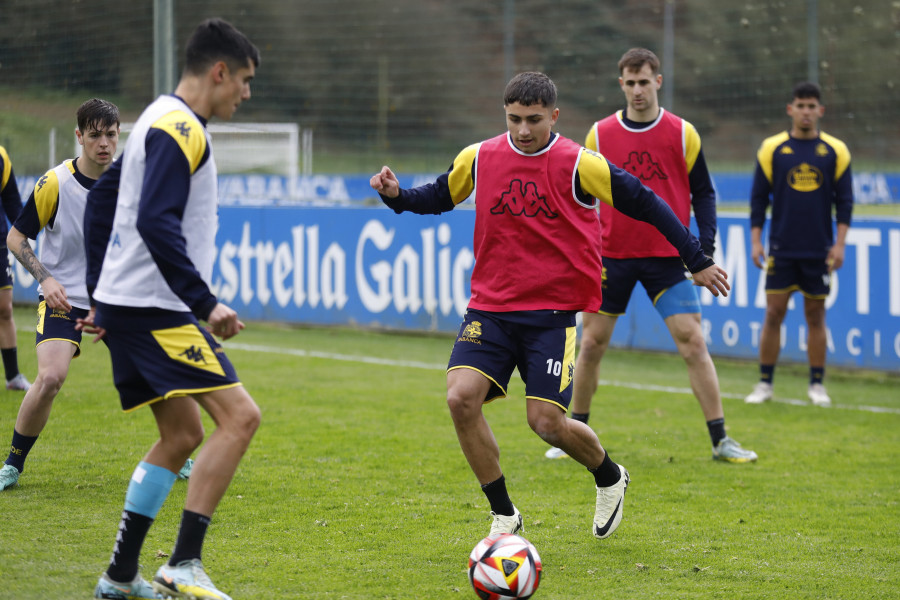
[83,20,261,600]
[0,99,120,492]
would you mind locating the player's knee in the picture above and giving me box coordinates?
[0,303,12,322]
[246,401,262,434]
[35,369,67,396]
[764,306,786,326]
[527,408,564,444]
[446,388,480,421]
[804,307,826,327]
[161,422,205,456]
[676,332,709,363]
[233,399,261,440]
[580,332,608,357]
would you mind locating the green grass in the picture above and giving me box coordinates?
[0,305,898,599]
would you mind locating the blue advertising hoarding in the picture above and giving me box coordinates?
[18,171,898,206]
[11,206,898,371]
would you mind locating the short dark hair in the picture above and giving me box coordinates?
[184,18,260,76]
[503,72,557,108]
[792,81,821,102]
[618,48,660,75]
[76,98,119,133]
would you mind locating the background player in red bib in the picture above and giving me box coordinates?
[545,48,757,464]
[371,71,731,542]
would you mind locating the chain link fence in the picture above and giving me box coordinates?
[1,0,897,175]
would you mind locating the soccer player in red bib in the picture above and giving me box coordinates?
[544,48,756,464]
[371,71,730,541]
[744,82,853,408]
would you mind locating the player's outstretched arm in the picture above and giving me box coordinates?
[370,166,400,199]
[691,263,730,297]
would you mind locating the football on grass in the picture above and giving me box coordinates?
[468,533,542,600]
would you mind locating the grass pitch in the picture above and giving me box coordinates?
[0,306,897,599]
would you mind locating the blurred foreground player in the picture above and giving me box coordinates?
[84,19,261,600]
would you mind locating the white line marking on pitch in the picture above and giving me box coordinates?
[224,342,900,415]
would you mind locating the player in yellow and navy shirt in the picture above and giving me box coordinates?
[0,146,30,392]
[745,81,853,408]
[83,19,261,600]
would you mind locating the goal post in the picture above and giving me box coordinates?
[76,122,303,197]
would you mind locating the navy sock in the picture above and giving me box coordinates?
[707,418,726,446]
[481,475,515,516]
[760,364,775,384]
[5,430,38,472]
[169,510,212,566]
[810,367,825,385]
[106,510,154,583]
[589,452,621,488]
[571,412,590,425]
[1,347,19,381]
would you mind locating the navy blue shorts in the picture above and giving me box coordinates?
[94,303,241,412]
[0,248,12,289]
[447,309,577,411]
[35,298,89,358]
[765,256,830,298]
[599,257,699,317]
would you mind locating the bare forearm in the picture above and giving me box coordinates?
[835,222,849,246]
[10,236,51,283]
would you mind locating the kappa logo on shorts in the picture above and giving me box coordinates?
[178,345,208,364]
[458,320,483,345]
[153,325,227,376]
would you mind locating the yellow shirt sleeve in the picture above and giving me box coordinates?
[447,143,480,205]
[819,132,852,181]
[584,124,599,152]
[0,146,11,192]
[577,149,614,207]
[683,120,702,173]
[33,168,61,229]
[756,132,790,184]
[150,111,208,174]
